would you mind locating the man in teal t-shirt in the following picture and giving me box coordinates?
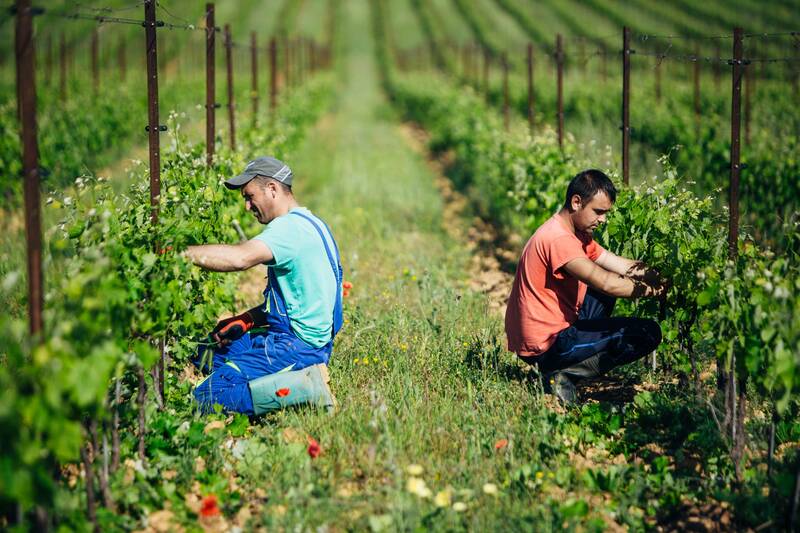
[253,205,339,348]
[185,156,343,415]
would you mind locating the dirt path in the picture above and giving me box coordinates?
[397,123,516,316]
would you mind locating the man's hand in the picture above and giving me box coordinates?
[211,312,255,346]
[563,257,669,299]
[593,252,670,298]
[643,278,669,298]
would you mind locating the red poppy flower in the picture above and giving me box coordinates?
[342,281,353,290]
[276,388,290,397]
[200,494,220,518]
[343,289,350,298]
[307,437,321,458]
[494,439,508,451]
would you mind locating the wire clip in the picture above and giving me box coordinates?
[145,125,168,132]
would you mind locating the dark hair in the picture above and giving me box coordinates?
[563,169,616,209]
[253,175,292,194]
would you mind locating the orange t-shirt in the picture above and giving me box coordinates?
[505,214,606,356]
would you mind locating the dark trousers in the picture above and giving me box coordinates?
[521,289,662,379]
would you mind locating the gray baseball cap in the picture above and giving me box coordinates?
[224,156,293,190]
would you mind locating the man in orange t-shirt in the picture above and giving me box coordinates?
[505,169,667,404]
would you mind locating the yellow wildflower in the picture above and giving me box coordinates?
[434,488,452,508]
[452,502,467,512]
[406,477,431,498]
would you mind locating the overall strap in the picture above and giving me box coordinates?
[289,211,341,284]
[290,211,344,338]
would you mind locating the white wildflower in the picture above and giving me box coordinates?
[482,483,498,495]
[2,271,21,291]
[405,464,424,476]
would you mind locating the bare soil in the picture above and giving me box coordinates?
[397,122,515,316]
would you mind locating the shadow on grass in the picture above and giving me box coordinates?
[578,375,638,404]
[461,332,543,395]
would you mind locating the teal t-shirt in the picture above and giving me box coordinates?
[253,207,338,348]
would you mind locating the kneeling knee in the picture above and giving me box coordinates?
[640,319,662,351]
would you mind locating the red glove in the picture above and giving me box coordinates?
[211,312,255,345]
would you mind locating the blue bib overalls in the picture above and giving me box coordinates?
[193,212,342,414]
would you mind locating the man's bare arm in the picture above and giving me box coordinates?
[595,250,665,285]
[595,250,638,276]
[185,239,273,272]
[563,257,665,298]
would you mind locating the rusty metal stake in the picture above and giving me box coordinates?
[205,3,215,166]
[251,32,258,121]
[144,0,165,401]
[483,47,490,102]
[45,34,52,86]
[768,411,777,478]
[744,50,753,145]
[80,436,97,531]
[59,33,66,102]
[118,37,127,82]
[556,34,564,150]
[304,37,310,83]
[111,379,121,472]
[224,24,235,149]
[527,42,534,131]
[270,37,277,113]
[137,366,146,461]
[297,37,303,85]
[789,462,800,531]
[16,0,43,336]
[144,1,161,226]
[728,28,744,260]
[503,52,510,131]
[655,59,661,104]
[794,40,799,98]
[467,42,474,84]
[91,27,99,94]
[283,36,290,90]
[601,48,607,83]
[621,27,631,185]
[693,44,701,134]
[462,43,468,81]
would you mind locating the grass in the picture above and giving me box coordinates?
[5,1,797,530]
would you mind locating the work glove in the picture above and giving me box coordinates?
[210,311,255,346]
